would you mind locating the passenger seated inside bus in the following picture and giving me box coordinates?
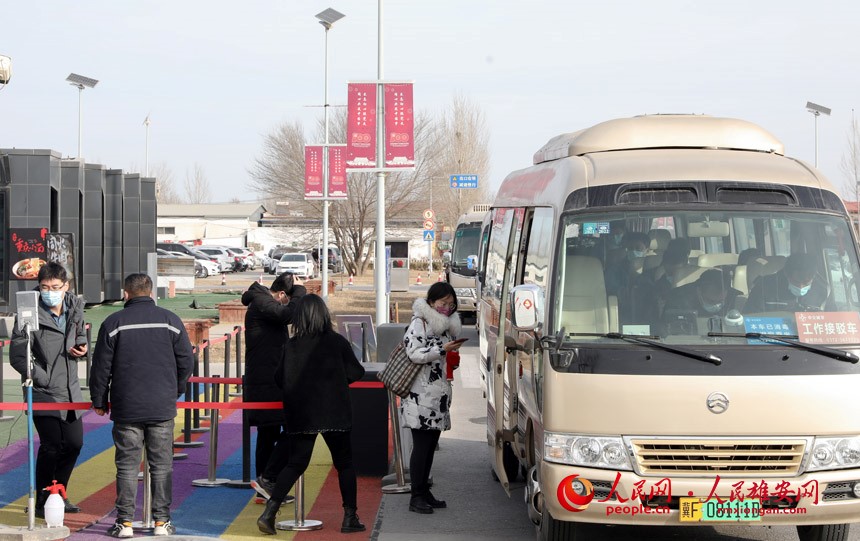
[659,269,742,336]
[744,253,834,314]
[604,232,649,296]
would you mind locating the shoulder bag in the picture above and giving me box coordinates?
[377,319,425,398]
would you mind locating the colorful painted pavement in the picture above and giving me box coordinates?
[0,399,383,540]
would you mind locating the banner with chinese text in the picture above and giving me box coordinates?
[384,83,415,169]
[346,83,377,169]
[328,145,348,199]
[304,145,324,199]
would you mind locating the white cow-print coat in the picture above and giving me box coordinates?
[399,298,462,431]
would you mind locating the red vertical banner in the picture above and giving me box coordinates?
[304,145,324,199]
[328,145,348,199]
[384,82,415,169]
[346,83,377,169]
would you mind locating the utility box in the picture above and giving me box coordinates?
[387,238,410,292]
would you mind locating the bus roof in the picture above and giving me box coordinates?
[493,115,835,209]
[532,115,784,165]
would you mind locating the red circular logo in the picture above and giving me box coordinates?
[557,475,594,512]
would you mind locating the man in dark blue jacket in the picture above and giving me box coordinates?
[89,273,194,538]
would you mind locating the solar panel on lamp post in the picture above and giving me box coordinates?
[66,73,99,161]
[806,101,831,168]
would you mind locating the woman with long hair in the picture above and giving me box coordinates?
[401,282,464,514]
[257,294,367,535]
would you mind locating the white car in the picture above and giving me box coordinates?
[170,252,220,278]
[196,247,234,272]
[276,253,318,279]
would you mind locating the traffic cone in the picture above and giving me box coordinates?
[416,274,422,285]
[258,271,263,284]
[348,274,354,286]
[221,273,226,286]
[438,273,443,282]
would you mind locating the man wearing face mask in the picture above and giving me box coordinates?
[10,262,88,518]
[663,269,740,319]
[744,253,833,314]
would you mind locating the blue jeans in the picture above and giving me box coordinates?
[112,419,174,522]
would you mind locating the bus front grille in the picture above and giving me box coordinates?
[630,439,807,476]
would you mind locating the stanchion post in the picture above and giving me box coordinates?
[202,341,211,418]
[192,378,229,487]
[174,378,203,449]
[223,333,232,381]
[191,348,201,430]
[381,390,411,494]
[132,449,155,531]
[360,322,369,363]
[225,375,252,488]
[191,348,210,433]
[231,326,243,397]
[276,474,322,531]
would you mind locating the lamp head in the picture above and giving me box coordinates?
[806,101,831,117]
[316,8,345,30]
[66,73,99,89]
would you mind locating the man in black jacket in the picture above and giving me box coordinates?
[744,253,833,314]
[241,273,305,502]
[10,262,88,517]
[90,273,194,538]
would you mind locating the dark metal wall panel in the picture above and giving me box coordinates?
[103,169,124,300]
[122,174,141,276]
[83,164,106,303]
[139,178,156,270]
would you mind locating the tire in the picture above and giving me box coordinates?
[797,524,850,541]
[200,267,209,278]
[538,510,581,541]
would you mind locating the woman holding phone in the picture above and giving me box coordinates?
[401,282,464,514]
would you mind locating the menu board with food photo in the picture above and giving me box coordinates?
[10,228,48,280]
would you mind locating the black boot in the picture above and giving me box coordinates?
[341,506,366,533]
[33,490,48,519]
[426,491,447,509]
[409,495,434,514]
[257,498,280,535]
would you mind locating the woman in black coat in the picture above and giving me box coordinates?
[241,273,305,495]
[257,294,366,535]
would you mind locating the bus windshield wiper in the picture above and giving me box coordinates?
[569,332,722,366]
[708,332,859,364]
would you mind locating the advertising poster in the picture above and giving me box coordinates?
[328,145,348,199]
[384,83,415,169]
[47,233,77,293]
[10,228,47,280]
[346,83,377,169]
[304,145,324,199]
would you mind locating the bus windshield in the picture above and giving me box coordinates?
[451,225,481,276]
[554,209,860,347]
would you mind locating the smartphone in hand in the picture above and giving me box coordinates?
[450,338,468,345]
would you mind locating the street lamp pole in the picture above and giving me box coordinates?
[66,73,99,161]
[806,101,831,168]
[375,0,388,324]
[144,115,151,176]
[316,8,345,301]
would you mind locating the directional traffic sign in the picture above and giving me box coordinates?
[423,230,435,241]
[423,219,435,230]
[423,209,435,220]
[450,174,478,189]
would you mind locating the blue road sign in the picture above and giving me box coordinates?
[423,230,435,241]
[449,174,478,189]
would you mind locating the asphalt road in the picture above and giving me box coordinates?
[372,324,860,541]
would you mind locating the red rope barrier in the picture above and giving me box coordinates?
[0,339,9,347]
[188,376,243,384]
[207,335,228,346]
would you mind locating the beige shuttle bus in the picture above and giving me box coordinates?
[478,115,860,541]
[447,206,490,320]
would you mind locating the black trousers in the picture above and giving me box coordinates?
[271,431,357,508]
[409,428,441,498]
[255,424,287,478]
[33,414,83,499]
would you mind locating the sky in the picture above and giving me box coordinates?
[2,0,860,204]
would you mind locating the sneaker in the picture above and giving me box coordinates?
[153,520,176,536]
[108,520,133,538]
[251,476,276,500]
[254,495,295,505]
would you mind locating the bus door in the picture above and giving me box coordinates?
[482,206,525,495]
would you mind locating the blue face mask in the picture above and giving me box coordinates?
[628,250,646,260]
[40,290,64,307]
[789,283,811,297]
[702,302,723,314]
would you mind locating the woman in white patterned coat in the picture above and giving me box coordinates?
[401,282,464,514]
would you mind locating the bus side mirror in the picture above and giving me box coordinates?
[477,270,485,285]
[510,284,544,332]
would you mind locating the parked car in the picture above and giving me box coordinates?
[170,251,220,278]
[196,246,234,272]
[156,242,199,257]
[225,247,256,271]
[311,247,344,273]
[266,246,296,274]
[234,248,259,270]
[276,252,318,279]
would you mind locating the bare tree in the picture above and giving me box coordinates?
[841,111,860,221]
[248,95,492,275]
[150,162,182,204]
[184,163,212,204]
[424,94,492,231]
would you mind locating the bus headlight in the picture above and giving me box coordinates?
[456,288,475,298]
[807,436,860,472]
[544,432,632,470]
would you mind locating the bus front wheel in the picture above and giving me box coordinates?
[797,524,849,541]
[538,511,581,541]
